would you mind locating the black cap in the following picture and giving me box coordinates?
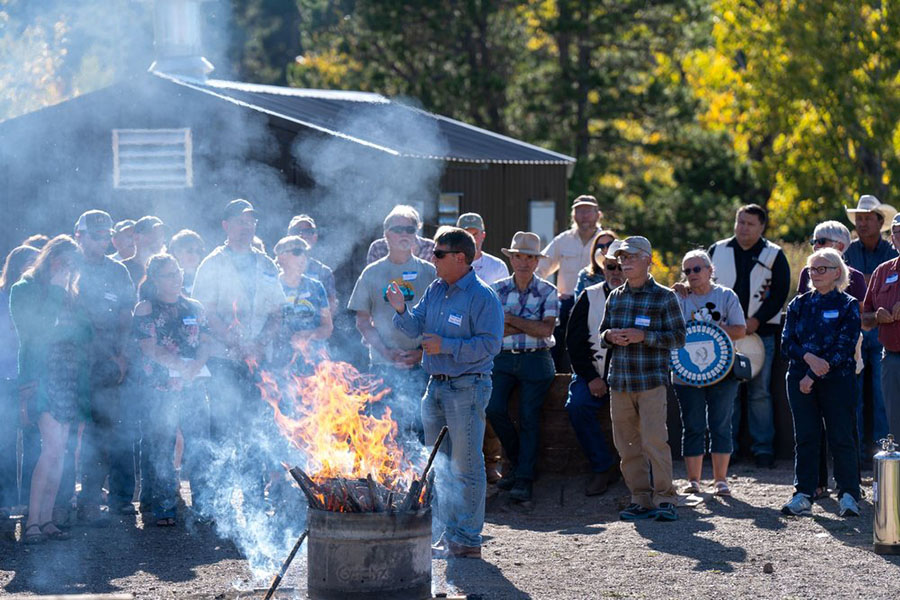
[133,215,164,235]
[74,210,114,235]
[223,199,257,221]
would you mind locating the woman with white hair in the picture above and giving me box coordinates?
[797,221,867,301]
[673,250,746,496]
[781,248,861,518]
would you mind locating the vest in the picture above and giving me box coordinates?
[711,238,782,325]
[585,282,610,374]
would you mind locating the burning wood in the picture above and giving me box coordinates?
[286,464,435,514]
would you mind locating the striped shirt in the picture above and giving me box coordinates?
[599,276,686,392]
[492,275,559,351]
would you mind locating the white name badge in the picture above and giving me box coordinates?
[104,292,118,302]
[402,271,418,281]
[823,310,839,320]
[635,315,651,327]
[183,317,198,326]
[886,273,899,284]
[448,312,463,326]
[298,291,311,299]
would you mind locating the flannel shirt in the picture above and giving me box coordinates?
[492,275,559,351]
[599,276,686,392]
[782,289,860,380]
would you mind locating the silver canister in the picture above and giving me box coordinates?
[874,435,900,554]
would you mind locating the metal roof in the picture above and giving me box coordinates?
[158,73,575,165]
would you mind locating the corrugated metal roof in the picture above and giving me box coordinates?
[158,73,575,165]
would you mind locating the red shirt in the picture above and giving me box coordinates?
[863,257,900,352]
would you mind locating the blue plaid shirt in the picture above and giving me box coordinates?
[492,275,559,351]
[599,276,686,392]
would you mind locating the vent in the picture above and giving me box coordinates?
[113,128,193,189]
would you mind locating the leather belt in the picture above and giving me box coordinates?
[503,348,543,354]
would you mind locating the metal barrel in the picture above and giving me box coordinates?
[874,435,900,554]
[307,507,432,600]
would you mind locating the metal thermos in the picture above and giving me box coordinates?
[874,435,900,554]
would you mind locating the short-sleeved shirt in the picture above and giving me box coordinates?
[863,257,900,352]
[536,228,601,297]
[472,252,509,286]
[846,238,898,276]
[133,296,208,391]
[305,257,337,306]
[677,284,746,329]
[347,255,436,365]
[492,275,559,351]
[271,275,329,371]
[76,257,136,353]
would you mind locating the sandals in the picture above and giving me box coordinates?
[681,480,701,494]
[23,524,44,545]
[39,521,72,541]
[713,480,732,497]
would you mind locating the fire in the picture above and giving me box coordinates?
[255,360,419,489]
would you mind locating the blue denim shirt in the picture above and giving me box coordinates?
[393,268,504,376]
[781,289,860,381]
[845,238,898,276]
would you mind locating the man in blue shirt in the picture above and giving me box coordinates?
[389,227,504,559]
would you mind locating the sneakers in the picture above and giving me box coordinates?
[781,493,813,516]
[839,493,860,517]
[619,503,654,521]
[651,502,678,522]
[509,479,533,502]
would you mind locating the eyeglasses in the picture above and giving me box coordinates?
[88,230,112,242]
[389,226,417,235]
[808,265,839,274]
[617,253,643,263]
[682,266,707,274]
[810,238,838,247]
[604,263,622,271]
[433,249,462,259]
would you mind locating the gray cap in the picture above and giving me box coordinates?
[113,219,135,235]
[133,215,164,235]
[223,199,257,221]
[74,210,113,234]
[615,236,652,258]
[892,213,900,229]
[604,239,624,260]
[456,213,485,231]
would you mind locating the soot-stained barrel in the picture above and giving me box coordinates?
[306,507,432,600]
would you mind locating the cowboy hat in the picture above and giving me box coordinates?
[846,195,897,232]
[501,231,547,257]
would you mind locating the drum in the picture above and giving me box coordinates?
[734,333,766,379]
[671,320,735,387]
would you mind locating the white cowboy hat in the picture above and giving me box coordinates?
[846,195,898,232]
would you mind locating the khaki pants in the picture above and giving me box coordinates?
[483,421,503,465]
[610,386,676,508]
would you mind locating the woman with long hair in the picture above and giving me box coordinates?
[573,230,617,297]
[9,236,90,544]
[133,253,211,526]
[0,245,39,526]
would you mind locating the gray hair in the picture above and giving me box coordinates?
[806,248,849,292]
[813,220,852,253]
[383,205,422,231]
[680,249,714,281]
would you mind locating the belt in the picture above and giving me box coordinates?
[431,373,486,382]
[502,348,544,354]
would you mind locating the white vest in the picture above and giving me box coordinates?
[711,238,782,325]
[585,282,610,374]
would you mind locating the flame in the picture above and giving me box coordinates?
[255,360,418,489]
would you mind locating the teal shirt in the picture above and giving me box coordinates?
[9,277,92,415]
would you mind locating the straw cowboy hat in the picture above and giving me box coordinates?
[501,231,547,257]
[846,195,897,232]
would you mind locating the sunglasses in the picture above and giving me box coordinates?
[433,249,462,259]
[682,266,707,274]
[604,263,622,271]
[389,226,417,235]
[88,230,112,242]
[809,265,838,274]
[597,241,615,250]
[809,238,838,247]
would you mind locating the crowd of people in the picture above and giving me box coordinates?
[2,192,900,560]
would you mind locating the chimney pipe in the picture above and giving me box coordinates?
[146,0,214,80]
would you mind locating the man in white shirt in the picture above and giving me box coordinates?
[456,212,509,482]
[537,195,603,372]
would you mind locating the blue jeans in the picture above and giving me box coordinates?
[860,329,888,451]
[486,350,555,480]
[676,377,739,456]
[733,334,776,456]
[786,371,860,500]
[564,373,616,472]
[422,373,491,548]
[0,379,17,508]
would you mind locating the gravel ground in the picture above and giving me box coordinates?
[3,459,900,599]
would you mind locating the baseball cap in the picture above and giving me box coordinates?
[113,219,135,235]
[456,213,485,232]
[892,214,900,229]
[273,235,310,255]
[223,199,257,221]
[288,214,316,234]
[615,236,652,258]
[133,216,164,235]
[572,195,599,209]
[74,210,113,235]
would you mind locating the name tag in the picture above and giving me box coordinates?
[182,317,198,326]
[635,315,651,327]
[402,271,418,281]
[104,292,118,302]
[448,312,463,327]
[823,310,839,320]
[886,273,899,285]
[298,291,311,299]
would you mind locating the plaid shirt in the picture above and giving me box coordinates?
[599,276,686,392]
[492,275,559,351]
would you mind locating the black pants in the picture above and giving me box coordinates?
[549,295,575,373]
